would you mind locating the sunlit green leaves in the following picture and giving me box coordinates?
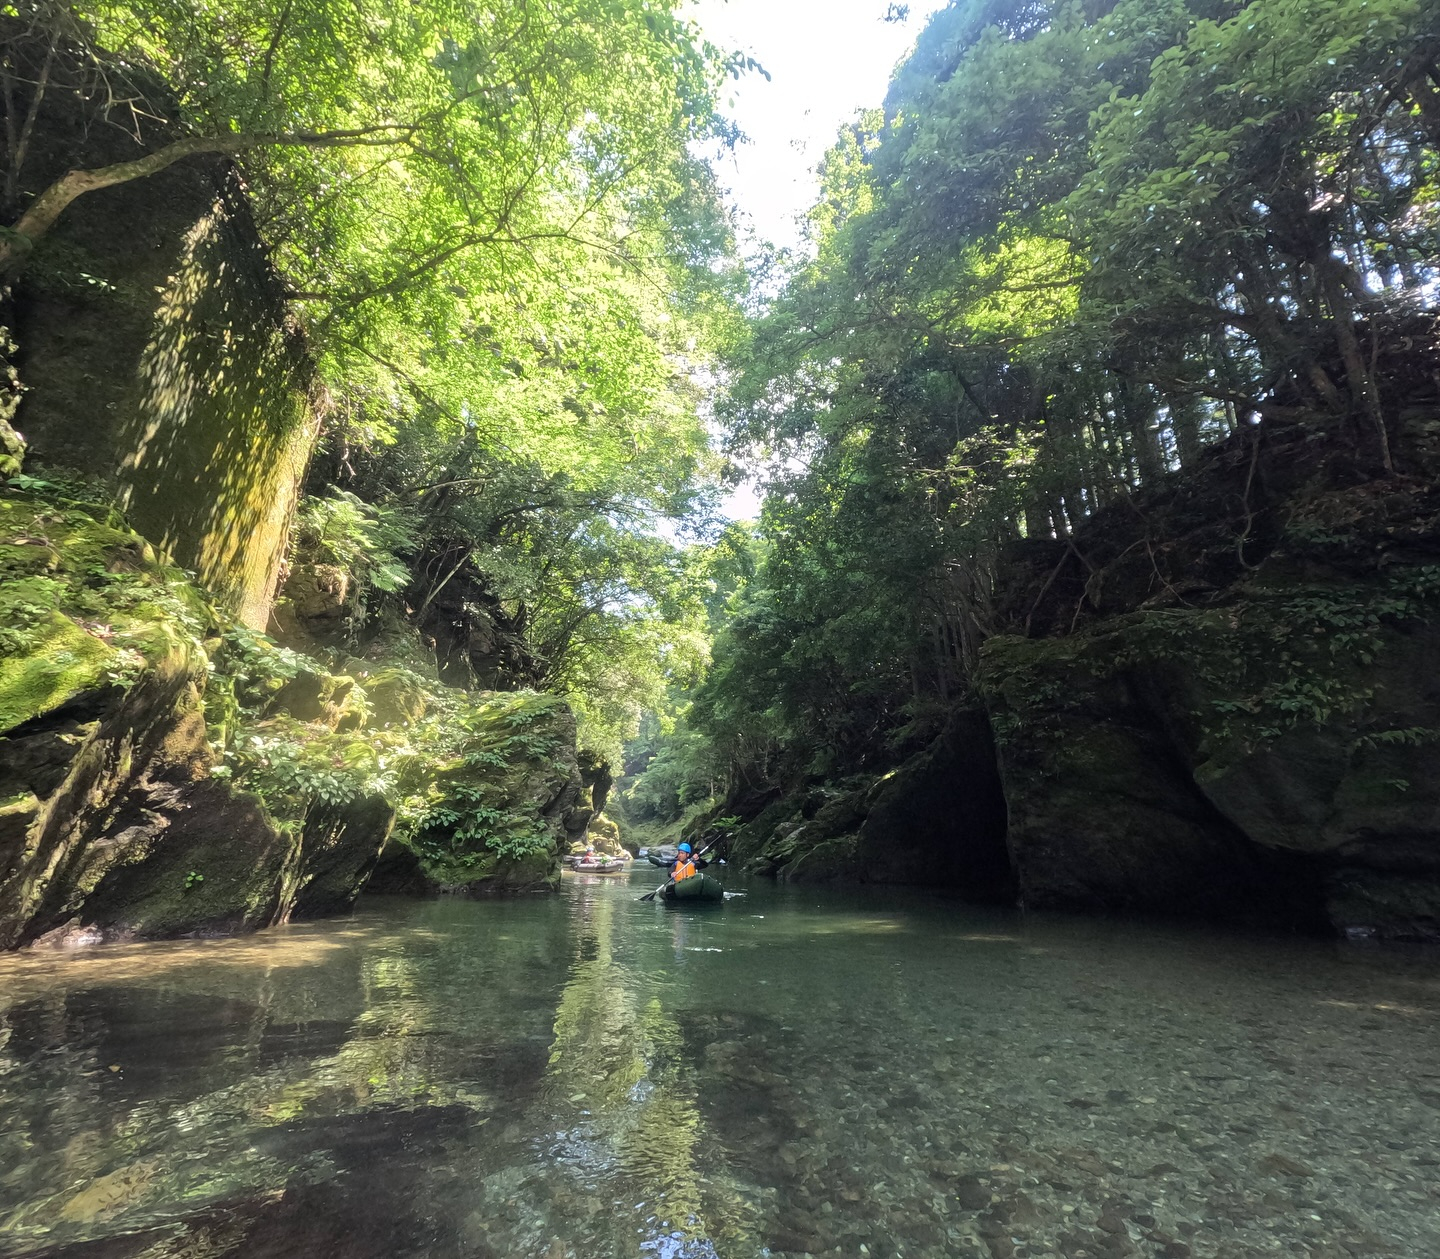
[674,0,1439,803]
[68,0,751,755]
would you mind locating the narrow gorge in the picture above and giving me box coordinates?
[1,2,1439,1255]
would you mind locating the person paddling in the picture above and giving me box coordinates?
[638,838,722,902]
[671,842,707,882]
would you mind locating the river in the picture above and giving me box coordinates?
[1,871,1437,1259]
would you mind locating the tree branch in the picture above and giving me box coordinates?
[3,30,57,206]
[1,123,417,271]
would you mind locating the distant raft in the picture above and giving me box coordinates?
[659,873,725,903]
[571,857,629,874]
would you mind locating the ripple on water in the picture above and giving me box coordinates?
[0,879,1438,1258]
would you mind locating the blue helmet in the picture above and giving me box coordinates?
[678,842,692,854]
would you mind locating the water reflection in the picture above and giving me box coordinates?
[541,881,755,1256]
[0,877,1438,1258]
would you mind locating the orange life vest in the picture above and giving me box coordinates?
[672,857,697,881]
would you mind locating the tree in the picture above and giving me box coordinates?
[669,0,1440,805]
[3,0,752,760]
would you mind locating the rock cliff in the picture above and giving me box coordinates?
[981,404,1440,939]
[723,399,1440,940]
[0,484,588,949]
[3,28,317,629]
[723,707,1014,902]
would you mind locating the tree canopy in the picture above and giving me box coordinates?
[3,0,754,760]
[624,0,1440,814]
[7,0,1439,803]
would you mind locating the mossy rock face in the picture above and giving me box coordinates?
[727,795,802,873]
[978,564,1440,933]
[0,489,224,947]
[37,780,298,946]
[0,612,114,733]
[981,624,1264,915]
[577,748,614,816]
[769,790,867,883]
[0,492,391,947]
[0,487,591,948]
[0,491,212,739]
[1193,618,1440,855]
[0,644,219,948]
[725,709,1013,899]
[852,708,1013,899]
[779,824,864,883]
[359,668,430,727]
[584,811,623,855]
[290,793,397,919]
[0,792,40,882]
[213,659,587,899]
[266,668,358,728]
[976,415,1440,939]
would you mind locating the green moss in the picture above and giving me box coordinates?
[0,487,217,736]
[207,631,579,890]
[982,565,1440,767]
[0,484,581,897]
[0,791,40,819]
[359,667,431,726]
[0,613,114,732]
[396,691,575,885]
[786,829,862,881]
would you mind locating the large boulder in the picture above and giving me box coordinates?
[394,692,588,894]
[980,437,1440,938]
[981,631,1314,924]
[291,794,397,918]
[34,779,298,947]
[0,491,394,947]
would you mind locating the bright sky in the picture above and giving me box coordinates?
[686,0,949,520]
[688,0,950,253]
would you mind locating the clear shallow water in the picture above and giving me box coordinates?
[1,874,1438,1259]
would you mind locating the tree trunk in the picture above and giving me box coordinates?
[0,286,24,475]
[1121,381,1166,483]
[1319,261,1394,475]
[1168,395,1205,467]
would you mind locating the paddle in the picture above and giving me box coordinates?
[637,837,722,902]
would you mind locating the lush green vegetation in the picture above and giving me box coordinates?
[623,0,1440,821]
[2,0,753,769]
[0,477,585,886]
[6,0,1439,854]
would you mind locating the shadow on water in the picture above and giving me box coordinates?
[2,873,1439,1258]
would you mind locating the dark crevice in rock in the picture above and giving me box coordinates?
[724,706,1015,903]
